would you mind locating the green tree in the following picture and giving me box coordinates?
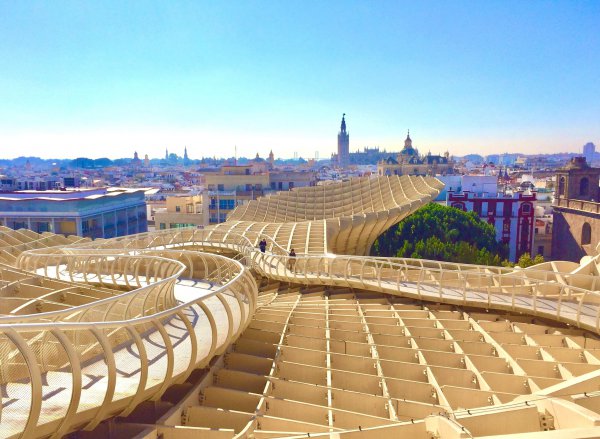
[372,203,508,265]
[515,252,545,268]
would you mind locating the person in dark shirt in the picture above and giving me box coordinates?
[259,238,266,253]
[288,248,296,272]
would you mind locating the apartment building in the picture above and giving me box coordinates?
[0,187,147,238]
[204,165,317,224]
[154,194,208,230]
[447,190,537,262]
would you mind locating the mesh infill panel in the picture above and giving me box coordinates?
[0,334,32,438]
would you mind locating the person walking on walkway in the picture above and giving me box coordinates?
[259,238,266,253]
[288,248,296,272]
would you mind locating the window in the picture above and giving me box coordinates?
[175,206,181,212]
[13,221,27,230]
[558,177,565,196]
[219,199,235,210]
[521,203,531,214]
[217,184,224,191]
[582,222,592,245]
[36,222,50,233]
[580,177,590,197]
[520,218,530,252]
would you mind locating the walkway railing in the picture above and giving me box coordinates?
[0,246,257,439]
[250,251,600,333]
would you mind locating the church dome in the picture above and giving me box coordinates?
[400,147,417,155]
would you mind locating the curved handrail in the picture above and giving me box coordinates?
[0,247,257,439]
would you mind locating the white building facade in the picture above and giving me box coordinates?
[0,187,147,238]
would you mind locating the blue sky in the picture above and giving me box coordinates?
[0,1,598,159]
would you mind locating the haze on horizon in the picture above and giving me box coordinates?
[0,1,598,161]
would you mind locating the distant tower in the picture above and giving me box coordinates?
[268,150,275,169]
[555,157,600,203]
[337,114,350,168]
[144,154,150,167]
[132,151,141,167]
[165,148,169,161]
[583,142,596,164]
[183,146,190,166]
[404,130,412,149]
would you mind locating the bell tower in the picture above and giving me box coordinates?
[337,114,350,168]
[556,157,600,202]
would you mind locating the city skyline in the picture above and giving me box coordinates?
[0,1,598,160]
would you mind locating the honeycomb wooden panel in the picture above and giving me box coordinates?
[2,175,600,438]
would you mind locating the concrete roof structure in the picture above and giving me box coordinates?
[0,176,600,438]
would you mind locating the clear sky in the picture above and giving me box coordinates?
[0,1,598,160]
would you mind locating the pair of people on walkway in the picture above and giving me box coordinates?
[258,238,295,272]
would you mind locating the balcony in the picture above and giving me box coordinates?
[554,198,600,215]
[208,190,236,196]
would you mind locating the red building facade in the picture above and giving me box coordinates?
[447,191,536,262]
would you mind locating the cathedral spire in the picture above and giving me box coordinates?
[340,113,347,132]
[183,146,190,166]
